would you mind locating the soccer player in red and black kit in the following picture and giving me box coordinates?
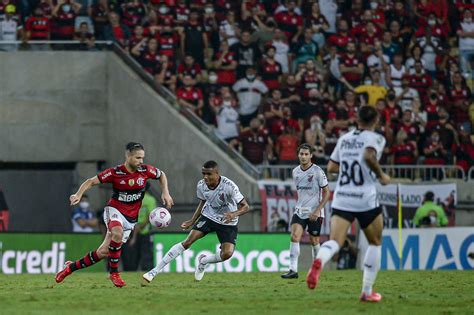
[55,142,174,287]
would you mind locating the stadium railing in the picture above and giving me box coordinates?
[256,164,467,182]
[468,167,474,181]
[1,41,261,179]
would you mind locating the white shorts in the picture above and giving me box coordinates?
[103,206,137,243]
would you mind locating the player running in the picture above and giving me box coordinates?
[306,106,390,302]
[142,160,249,283]
[55,142,174,287]
[281,144,330,279]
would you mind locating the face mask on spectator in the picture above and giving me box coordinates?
[209,73,218,83]
[364,80,372,85]
[223,100,232,107]
[464,17,472,23]
[62,4,71,12]
[159,5,169,14]
[204,7,213,14]
[79,201,90,209]
[387,93,396,101]
[430,93,437,100]
[429,214,437,225]
[428,19,436,26]
[432,135,439,142]
[370,2,378,9]
[246,74,256,80]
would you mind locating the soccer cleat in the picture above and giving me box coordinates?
[281,270,299,279]
[55,261,73,283]
[360,292,382,302]
[109,272,126,287]
[194,254,207,281]
[306,258,322,290]
[142,269,158,283]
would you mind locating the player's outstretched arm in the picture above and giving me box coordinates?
[158,171,174,209]
[364,148,391,185]
[223,198,250,223]
[70,176,101,206]
[181,199,205,230]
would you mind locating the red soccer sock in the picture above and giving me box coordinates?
[69,250,102,272]
[108,240,122,273]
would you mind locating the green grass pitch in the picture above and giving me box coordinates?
[0,271,472,314]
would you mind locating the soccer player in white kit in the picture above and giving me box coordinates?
[281,144,330,279]
[306,106,391,302]
[143,160,250,283]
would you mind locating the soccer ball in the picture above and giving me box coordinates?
[149,207,171,228]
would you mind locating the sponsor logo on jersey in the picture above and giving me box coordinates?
[128,179,135,186]
[341,138,365,150]
[118,192,142,202]
[115,169,126,175]
[196,220,205,228]
[120,180,126,185]
[137,177,144,186]
[149,168,157,177]
[101,172,112,181]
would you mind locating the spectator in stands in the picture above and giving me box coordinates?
[229,118,273,165]
[423,130,448,180]
[389,130,418,179]
[275,125,300,170]
[156,54,176,93]
[71,195,98,233]
[74,21,95,50]
[413,191,448,227]
[251,16,276,53]
[120,0,146,30]
[455,122,474,173]
[131,37,160,75]
[88,0,110,39]
[406,45,426,74]
[398,75,420,112]
[212,89,240,142]
[52,0,82,40]
[24,6,51,50]
[409,61,433,100]
[296,59,324,100]
[305,115,326,153]
[212,40,238,87]
[292,28,318,70]
[231,30,261,78]
[449,72,472,125]
[233,66,268,127]
[260,45,283,90]
[103,11,131,47]
[0,4,20,51]
[458,9,474,76]
[180,10,208,68]
[219,10,240,46]
[344,70,387,106]
[275,0,303,44]
[178,55,202,86]
[306,2,329,50]
[270,28,290,75]
[339,42,365,89]
[177,75,204,117]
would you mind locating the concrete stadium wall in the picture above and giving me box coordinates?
[0,52,108,161]
[0,51,259,207]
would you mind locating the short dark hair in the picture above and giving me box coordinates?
[126,142,144,152]
[203,160,218,169]
[358,106,378,126]
[425,191,435,202]
[297,143,313,154]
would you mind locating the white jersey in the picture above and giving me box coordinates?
[330,129,386,212]
[292,164,329,219]
[389,64,406,87]
[197,176,244,226]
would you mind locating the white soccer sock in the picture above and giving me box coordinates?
[155,242,185,273]
[311,244,321,261]
[362,245,381,295]
[289,242,300,272]
[316,240,340,267]
[201,250,223,265]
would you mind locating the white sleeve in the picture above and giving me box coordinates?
[229,183,244,204]
[318,168,329,188]
[196,183,205,200]
[329,139,341,164]
[233,80,242,92]
[365,134,386,160]
[258,81,269,94]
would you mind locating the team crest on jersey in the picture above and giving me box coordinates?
[137,177,144,186]
[219,193,225,202]
[128,179,135,186]
[308,175,314,182]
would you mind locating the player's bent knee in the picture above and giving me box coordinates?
[182,239,193,249]
[290,233,301,243]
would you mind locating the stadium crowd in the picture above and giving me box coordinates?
[2,0,474,173]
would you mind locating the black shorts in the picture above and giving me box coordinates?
[331,207,382,229]
[192,216,238,245]
[290,214,323,237]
